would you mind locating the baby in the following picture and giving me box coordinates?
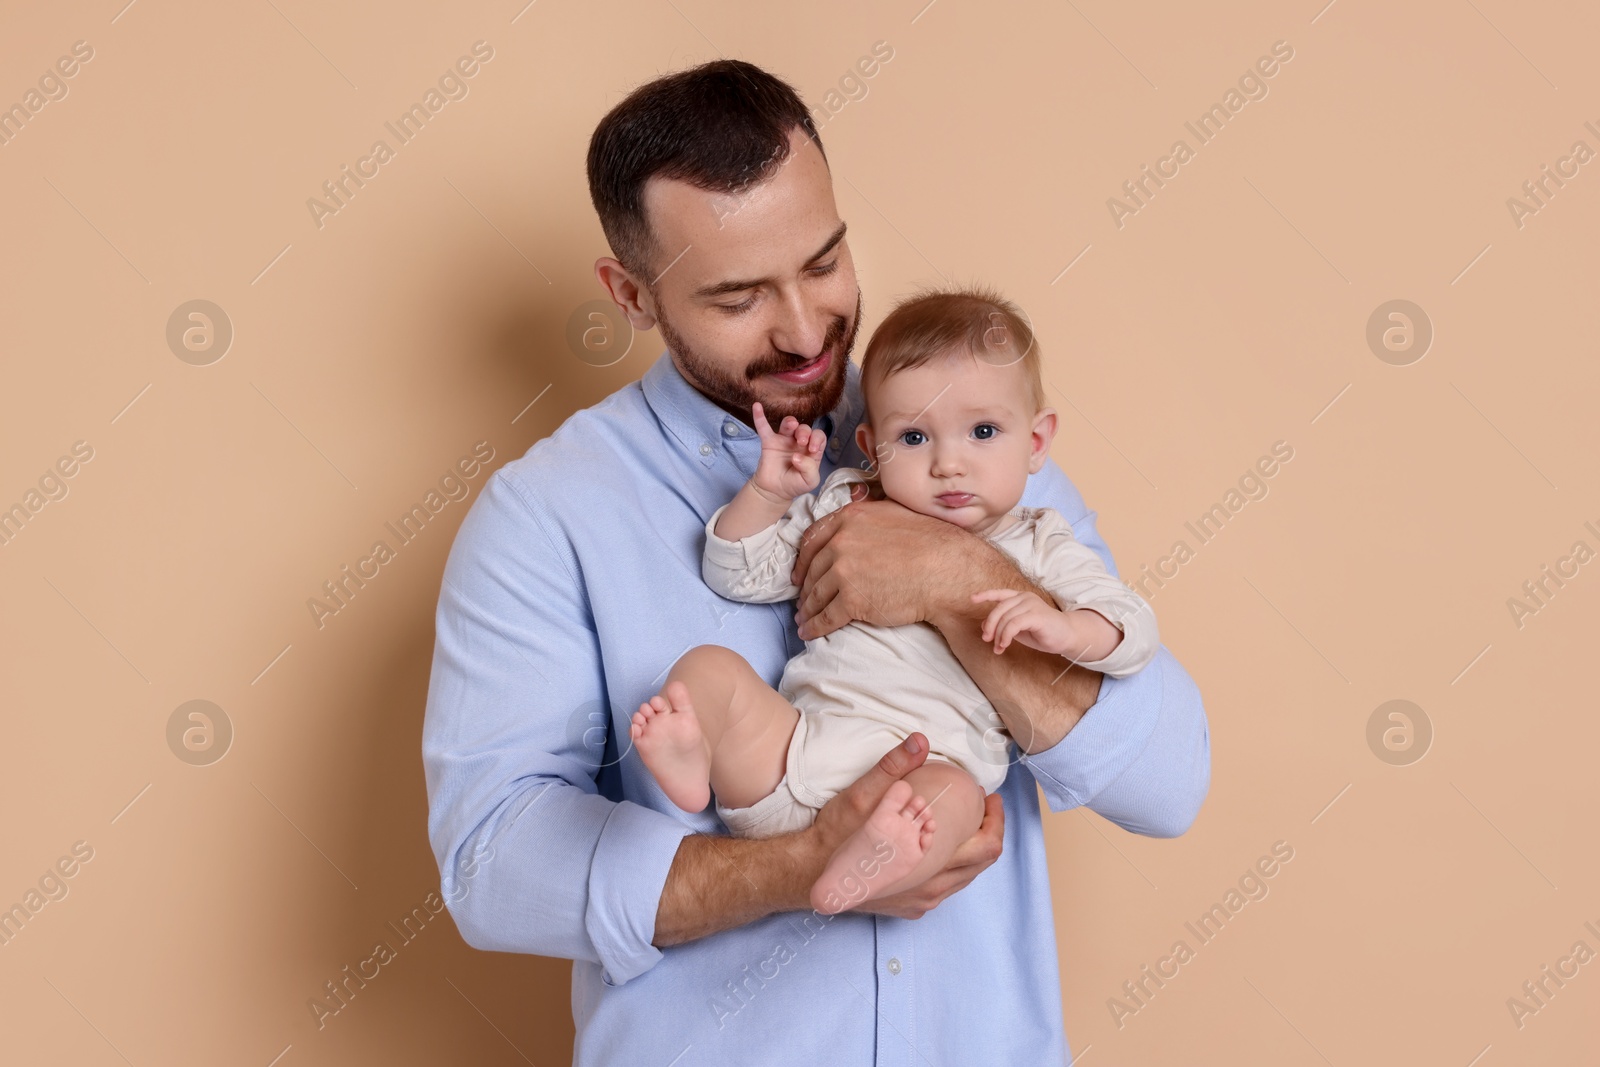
[631,285,1158,915]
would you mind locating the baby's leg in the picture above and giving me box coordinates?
[630,644,800,813]
[810,759,986,915]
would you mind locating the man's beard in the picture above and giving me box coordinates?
[654,288,862,431]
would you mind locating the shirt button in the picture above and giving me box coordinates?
[887,957,902,976]
[724,422,740,436]
[830,436,841,452]
[699,442,713,456]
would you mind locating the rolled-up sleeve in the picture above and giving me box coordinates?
[1016,458,1211,837]
[422,469,694,985]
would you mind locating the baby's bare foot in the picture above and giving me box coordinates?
[630,681,711,812]
[810,780,938,915]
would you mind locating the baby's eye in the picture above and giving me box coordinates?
[898,429,927,447]
[972,423,1000,440]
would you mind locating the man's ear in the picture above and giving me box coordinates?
[594,257,659,331]
[1028,407,1058,474]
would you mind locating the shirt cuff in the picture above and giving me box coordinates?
[585,799,696,986]
[1019,660,1162,813]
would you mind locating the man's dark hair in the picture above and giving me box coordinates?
[586,59,827,280]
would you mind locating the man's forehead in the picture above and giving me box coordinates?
[640,130,839,283]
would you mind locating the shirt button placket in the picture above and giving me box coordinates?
[875,918,914,1066]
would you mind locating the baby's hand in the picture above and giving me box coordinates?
[970,589,1123,661]
[750,400,824,502]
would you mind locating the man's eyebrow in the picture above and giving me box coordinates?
[691,221,848,299]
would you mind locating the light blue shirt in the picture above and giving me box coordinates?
[422,350,1211,1066]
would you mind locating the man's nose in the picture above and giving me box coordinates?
[771,288,828,361]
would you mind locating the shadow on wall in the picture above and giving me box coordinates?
[286,222,641,1059]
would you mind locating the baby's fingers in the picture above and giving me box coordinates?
[981,601,1012,643]
[996,612,1036,654]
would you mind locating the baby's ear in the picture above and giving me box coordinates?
[1029,408,1059,471]
[854,424,871,456]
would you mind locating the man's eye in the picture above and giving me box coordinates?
[898,430,926,446]
[718,294,758,315]
[809,260,839,277]
[973,423,999,440]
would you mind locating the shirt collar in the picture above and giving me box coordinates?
[641,348,863,464]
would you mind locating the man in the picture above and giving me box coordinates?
[423,59,1209,1065]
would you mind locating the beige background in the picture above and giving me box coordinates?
[1,0,1596,1063]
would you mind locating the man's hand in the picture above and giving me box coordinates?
[790,496,973,640]
[800,733,1004,920]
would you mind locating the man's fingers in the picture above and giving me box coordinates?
[948,793,1005,868]
[794,563,836,624]
[790,509,841,586]
[850,734,930,806]
[802,597,851,640]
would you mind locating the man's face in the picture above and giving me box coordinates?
[631,125,861,429]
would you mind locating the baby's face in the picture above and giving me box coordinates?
[856,349,1056,533]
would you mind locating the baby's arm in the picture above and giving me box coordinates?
[702,404,866,605]
[970,590,1125,663]
[713,401,826,541]
[971,512,1159,676]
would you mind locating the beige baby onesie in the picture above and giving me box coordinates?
[701,465,1158,838]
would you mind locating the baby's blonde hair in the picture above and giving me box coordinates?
[860,283,1046,417]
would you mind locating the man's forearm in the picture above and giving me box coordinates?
[927,539,1103,753]
[652,829,818,947]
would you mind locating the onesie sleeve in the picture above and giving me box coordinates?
[701,467,872,604]
[1026,508,1159,677]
